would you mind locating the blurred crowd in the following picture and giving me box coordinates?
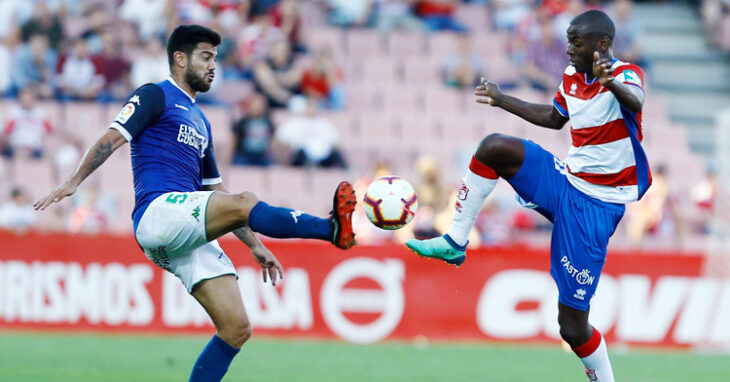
[350,154,718,250]
[0,0,721,250]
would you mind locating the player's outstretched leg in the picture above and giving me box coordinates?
[205,181,356,249]
[559,303,615,382]
[406,134,524,265]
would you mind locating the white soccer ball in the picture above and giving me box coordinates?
[363,175,418,230]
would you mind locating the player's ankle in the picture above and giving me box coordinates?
[443,234,468,252]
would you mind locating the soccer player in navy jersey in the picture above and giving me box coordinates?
[35,25,356,382]
[407,11,650,382]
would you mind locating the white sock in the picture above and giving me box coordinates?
[574,328,615,382]
[446,157,498,247]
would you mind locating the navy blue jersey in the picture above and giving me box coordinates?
[110,77,221,231]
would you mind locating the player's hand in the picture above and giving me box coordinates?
[251,245,284,286]
[593,51,614,86]
[34,180,78,211]
[475,77,503,106]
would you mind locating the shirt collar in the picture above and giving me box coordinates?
[166,76,196,103]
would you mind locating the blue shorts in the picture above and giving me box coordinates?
[506,139,625,311]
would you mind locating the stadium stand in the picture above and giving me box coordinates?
[0,0,725,252]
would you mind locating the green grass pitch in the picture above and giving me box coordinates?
[1,332,728,381]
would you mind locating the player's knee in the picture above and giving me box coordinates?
[558,318,589,348]
[221,319,253,348]
[476,134,513,164]
[232,191,260,224]
[559,324,580,347]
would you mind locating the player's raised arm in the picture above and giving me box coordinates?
[475,78,569,130]
[34,128,127,210]
[35,84,165,211]
[593,51,644,113]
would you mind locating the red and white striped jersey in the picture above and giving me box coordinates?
[553,59,652,204]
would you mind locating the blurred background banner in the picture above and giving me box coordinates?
[3,231,724,350]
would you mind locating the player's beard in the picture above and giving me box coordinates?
[185,67,212,93]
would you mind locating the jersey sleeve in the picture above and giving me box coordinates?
[201,119,222,186]
[109,84,165,141]
[612,63,644,92]
[553,80,569,117]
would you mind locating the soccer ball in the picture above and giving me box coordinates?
[363,176,418,230]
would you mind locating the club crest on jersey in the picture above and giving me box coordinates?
[177,123,208,157]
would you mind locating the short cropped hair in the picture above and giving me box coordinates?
[166,25,221,67]
[571,10,615,42]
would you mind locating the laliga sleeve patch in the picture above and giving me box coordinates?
[115,103,136,124]
[622,70,642,87]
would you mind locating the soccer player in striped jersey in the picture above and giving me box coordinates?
[35,25,356,382]
[406,10,649,382]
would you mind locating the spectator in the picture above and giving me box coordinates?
[474,198,512,246]
[490,0,531,31]
[95,27,132,101]
[415,0,467,32]
[397,155,449,241]
[609,0,646,67]
[250,0,280,15]
[625,165,682,245]
[20,2,64,52]
[231,93,275,166]
[270,0,306,52]
[524,16,566,92]
[1,86,53,159]
[552,0,587,43]
[80,4,110,54]
[0,0,35,40]
[0,187,36,232]
[542,0,569,18]
[237,11,285,69]
[274,96,347,168]
[0,35,11,96]
[253,39,301,107]
[442,32,484,89]
[414,155,449,211]
[95,28,132,100]
[13,33,57,98]
[57,37,105,100]
[130,37,169,88]
[52,132,82,183]
[68,184,115,234]
[374,0,426,33]
[327,0,374,27]
[300,47,344,109]
[119,0,171,42]
[690,163,717,233]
